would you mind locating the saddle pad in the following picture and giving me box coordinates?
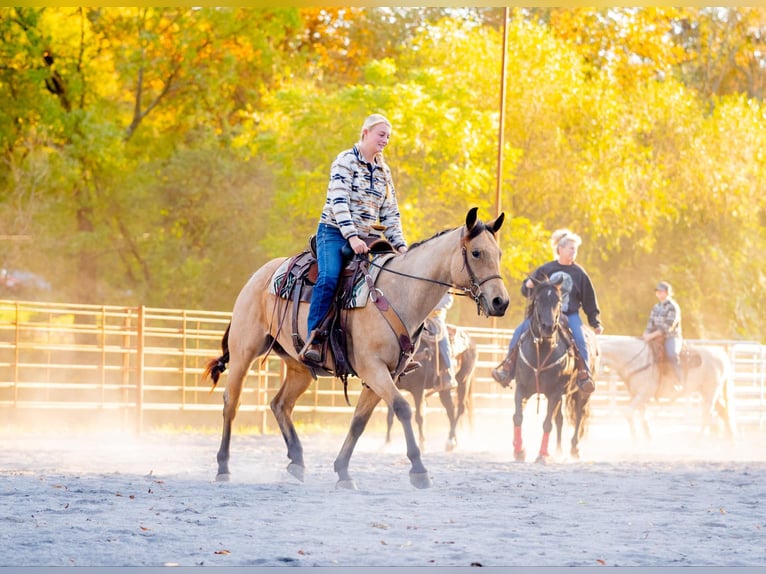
[449,325,471,356]
[268,252,396,309]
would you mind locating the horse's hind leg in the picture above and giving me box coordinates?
[384,404,395,445]
[536,394,562,464]
[412,390,426,451]
[554,401,564,456]
[512,391,526,462]
[269,360,314,482]
[437,389,458,451]
[216,358,252,481]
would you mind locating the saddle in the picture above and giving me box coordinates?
[269,234,405,387]
[648,338,701,397]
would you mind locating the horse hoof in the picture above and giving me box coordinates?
[514,450,526,462]
[535,455,548,465]
[445,438,457,452]
[215,473,231,482]
[286,462,305,482]
[570,449,580,461]
[409,471,433,489]
[336,479,358,490]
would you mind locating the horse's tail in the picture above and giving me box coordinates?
[203,323,231,390]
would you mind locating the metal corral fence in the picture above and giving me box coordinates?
[1,299,765,434]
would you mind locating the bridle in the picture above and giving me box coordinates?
[528,286,561,345]
[368,228,503,316]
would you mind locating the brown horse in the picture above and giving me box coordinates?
[202,208,509,489]
[385,323,478,452]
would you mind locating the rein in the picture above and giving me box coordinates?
[369,235,502,315]
[622,341,654,384]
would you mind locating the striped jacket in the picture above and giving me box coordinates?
[319,145,406,250]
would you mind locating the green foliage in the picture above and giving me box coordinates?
[1,7,766,343]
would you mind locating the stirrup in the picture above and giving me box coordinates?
[491,364,513,387]
[577,371,595,394]
[402,361,422,375]
[299,329,325,364]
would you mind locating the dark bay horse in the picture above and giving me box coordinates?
[385,323,478,452]
[202,208,509,489]
[597,336,736,441]
[511,277,594,463]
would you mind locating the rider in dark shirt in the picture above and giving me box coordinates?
[491,229,603,393]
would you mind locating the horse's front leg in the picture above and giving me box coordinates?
[269,362,314,482]
[625,389,652,443]
[437,388,458,451]
[536,393,562,464]
[394,389,432,488]
[512,389,526,462]
[333,385,381,490]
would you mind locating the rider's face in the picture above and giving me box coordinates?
[557,241,577,265]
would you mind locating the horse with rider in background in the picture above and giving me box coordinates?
[598,335,737,442]
[385,320,478,452]
[495,275,595,463]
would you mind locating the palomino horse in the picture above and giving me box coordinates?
[202,208,509,489]
[597,336,736,441]
[385,322,478,452]
[511,277,594,463]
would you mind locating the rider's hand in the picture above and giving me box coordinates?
[349,236,369,254]
[595,326,604,335]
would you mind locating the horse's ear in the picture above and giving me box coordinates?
[487,212,505,235]
[465,207,479,230]
[552,275,564,288]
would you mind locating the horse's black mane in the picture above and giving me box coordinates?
[407,219,488,251]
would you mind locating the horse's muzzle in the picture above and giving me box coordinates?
[482,294,509,317]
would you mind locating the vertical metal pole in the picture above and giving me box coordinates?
[136,305,145,435]
[13,301,19,406]
[493,7,510,333]
[496,6,509,220]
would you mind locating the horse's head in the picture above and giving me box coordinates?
[457,207,510,317]
[529,276,563,341]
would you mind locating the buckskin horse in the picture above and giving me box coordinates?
[385,322,478,452]
[510,276,594,463]
[597,335,736,442]
[202,208,509,489]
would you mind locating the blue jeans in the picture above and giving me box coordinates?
[508,312,592,374]
[665,335,683,380]
[306,224,347,334]
[437,332,452,370]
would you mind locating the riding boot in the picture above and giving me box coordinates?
[492,345,518,388]
[299,328,327,365]
[574,354,595,394]
[434,366,457,392]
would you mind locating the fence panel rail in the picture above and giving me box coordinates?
[1,300,764,433]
